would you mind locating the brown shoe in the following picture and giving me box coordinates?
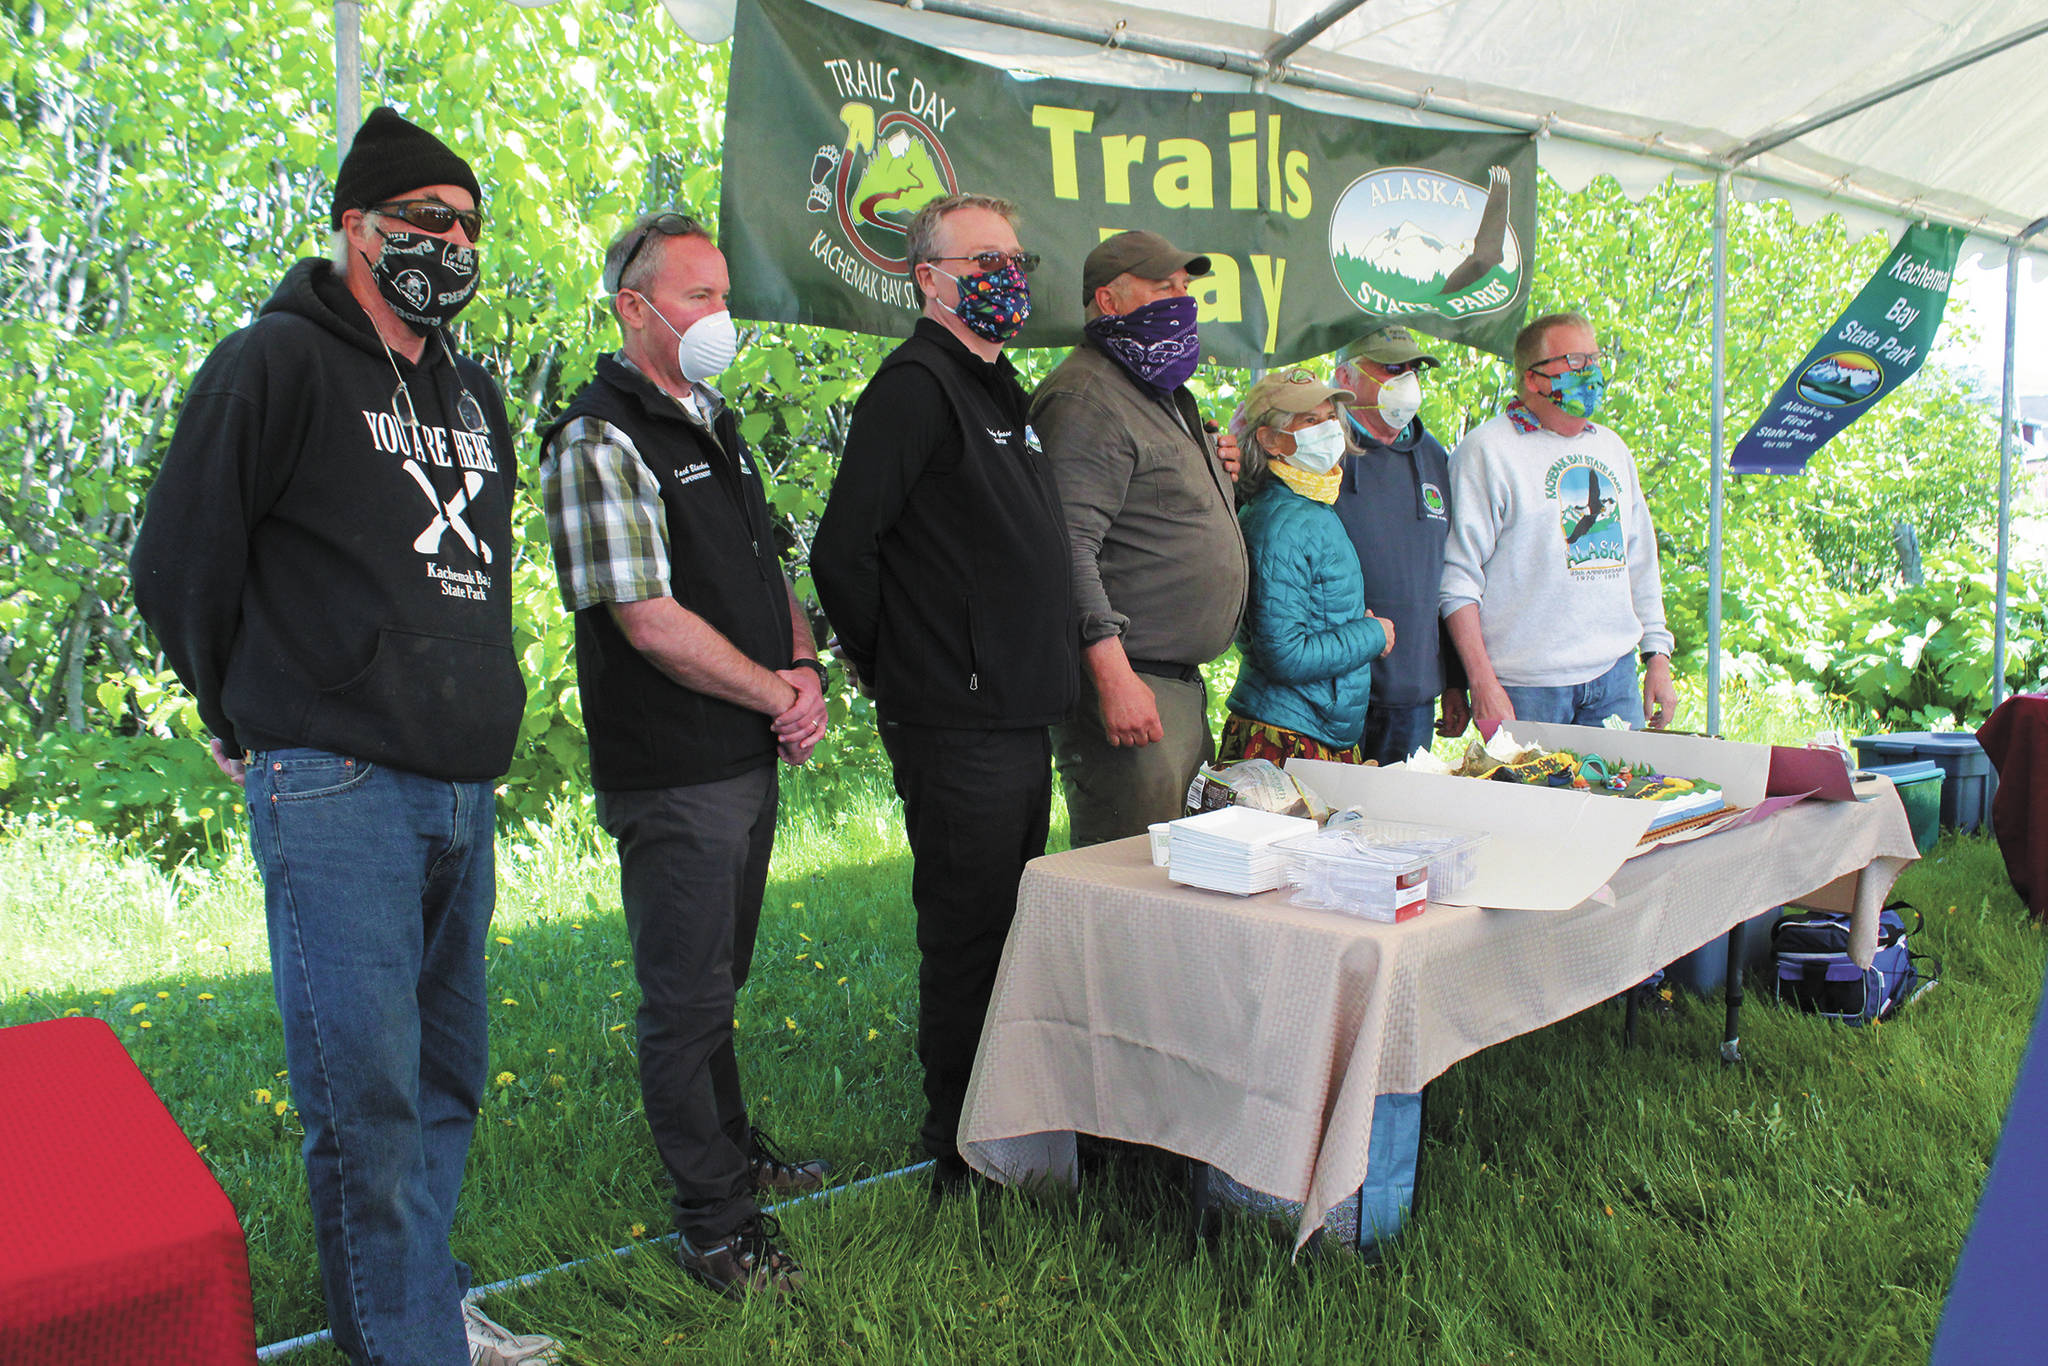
[749,1127,830,1196]
[678,1213,805,1300]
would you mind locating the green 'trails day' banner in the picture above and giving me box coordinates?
[1730,221,1962,475]
[719,0,1539,365]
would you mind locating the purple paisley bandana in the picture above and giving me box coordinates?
[1085,294,1201,391]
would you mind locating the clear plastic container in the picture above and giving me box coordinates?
[1278,818,1489,922]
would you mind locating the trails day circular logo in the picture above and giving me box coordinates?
[1329,165,1522,319]
[807,104,957,274]
[1796,350,1884,407]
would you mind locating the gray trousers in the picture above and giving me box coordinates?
[1051,670,1213,849]
[596,765,777,1249]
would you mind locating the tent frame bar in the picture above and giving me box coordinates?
[1993,212,2048,709]
[1727,21,2048,164]
[883,0,2048,251]
[1260,0,1373,72]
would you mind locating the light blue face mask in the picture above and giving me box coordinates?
[1547,363,1607,420]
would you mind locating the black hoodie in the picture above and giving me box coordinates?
[131,258,525,781]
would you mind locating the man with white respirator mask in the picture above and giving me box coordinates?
[539,212,830,1301]
[1331,324,1471,765]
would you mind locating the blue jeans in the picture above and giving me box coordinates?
[247,749,495,1366]
[1362,701,1439,767]
[1501,653,1645,730]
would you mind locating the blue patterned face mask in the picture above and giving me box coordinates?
[1547,363,1606,420]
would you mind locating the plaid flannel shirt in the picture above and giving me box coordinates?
[539,354,722,612]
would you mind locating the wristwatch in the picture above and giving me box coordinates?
[790,656,829,684]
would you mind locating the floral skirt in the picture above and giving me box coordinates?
[1217,713,1365,766]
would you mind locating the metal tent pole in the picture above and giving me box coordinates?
[1707,172,1728,734]
[335,0,363,160]
[1994,215,2048,707]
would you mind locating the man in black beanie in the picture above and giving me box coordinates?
[132,107,558,1366]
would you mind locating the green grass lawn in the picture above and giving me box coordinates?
[4,700,2044,1364]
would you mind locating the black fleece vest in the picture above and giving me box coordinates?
[864,332,1077,728]
[544,359,792,790]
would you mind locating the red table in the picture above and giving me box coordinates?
[0,1016,258,1365]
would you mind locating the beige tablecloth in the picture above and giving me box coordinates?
[958,792,1917,1248]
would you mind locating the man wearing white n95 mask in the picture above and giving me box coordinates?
[538,212,829,1301]
[1330,323,1470,764]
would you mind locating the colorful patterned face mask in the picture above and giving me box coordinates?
[1546,362,1607,420]
[931,262,1032,344]
[1085,294,1202,391]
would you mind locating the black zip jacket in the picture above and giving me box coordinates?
[130,259,524,781]
[812,320,1079,729]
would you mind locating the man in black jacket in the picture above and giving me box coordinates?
[812,193,1078,1197]
[539,213,828,1300]
[131,108,555,1365]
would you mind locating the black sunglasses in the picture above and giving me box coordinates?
[370,199,483,240]
[613,212,708,290]
[929,250,1041,275]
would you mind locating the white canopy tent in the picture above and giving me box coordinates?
[340,0,2048,728]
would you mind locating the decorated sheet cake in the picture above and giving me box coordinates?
[1404,728,1726,833]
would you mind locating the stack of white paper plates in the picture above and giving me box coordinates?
[1165,807,1319,895]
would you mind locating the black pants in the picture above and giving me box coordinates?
[881,723,1053,1164]
[597,766,777,1249]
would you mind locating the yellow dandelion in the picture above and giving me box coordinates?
[609,1023,627,1033]
[198,807,215,821]
[813,961,825,971]
[495,1071,516,1087]
[156,991,169,1000]
[610,960,626,968]
[129,1002,147,1015]
[609,991,623,1000]
[275,1070,288,1079]
[495,936,513,946]
[866,1028,879,1041]
[198,993,215,1002]
[138,1021,153,1030]
[628,1222,647,1240]
[1603,1203,1615,1218]
[273,1100,288,1117]
[796,952,808,961]
[571,923,584,930]
[799,932,812,942]
[546,1048,557,1055]
[501,998,519,1006]
[63,1007,81,1017]
[234,803,244,814]
[255,1088,273,1104]
[836,977,848,986]
[792,902,805,910]
[784,1017,798,1030]
[99,988,114,997]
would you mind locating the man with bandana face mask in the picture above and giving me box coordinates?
[813,194,1076,1200]
[1439,311,1678,733]
[1031,231,1249,848]
[1330,324,1471,765]
[539,213,830,1300]
[132,108,556,1363]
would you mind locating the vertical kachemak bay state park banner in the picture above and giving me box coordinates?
[719,0,1538,365]
[1730,222,1962,475]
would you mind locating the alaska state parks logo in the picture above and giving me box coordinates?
[1796,350,1884,406]
[1328,165,1522,320]
[807,101,957,274]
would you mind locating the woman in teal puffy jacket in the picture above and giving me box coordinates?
[1220,367,1395,765]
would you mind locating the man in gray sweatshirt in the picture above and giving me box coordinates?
[1439,311,1678,732]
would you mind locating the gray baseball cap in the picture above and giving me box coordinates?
[1081,230,1212,303]
[1340,323,1442,368]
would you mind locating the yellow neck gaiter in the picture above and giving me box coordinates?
[1268,458,1342,504]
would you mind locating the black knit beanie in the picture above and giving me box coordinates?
[330,107,483,230]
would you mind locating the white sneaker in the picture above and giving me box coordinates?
[464,1301,562,1366]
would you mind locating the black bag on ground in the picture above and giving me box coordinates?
[1771,901,1939,1026]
